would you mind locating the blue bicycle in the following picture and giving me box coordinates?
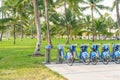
[101,45,110,65]
[111,44,120,64]
[79,45,90,65]
[90,45,100,65]
[57,45,74,66]
[65,46,74,66]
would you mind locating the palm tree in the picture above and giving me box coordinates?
[94,18,106,40]
[4,0,24,44]
[49,8,81,40]
[115,0,120,39]
[0,0,4,41]
[105,17,115,33]
[111,0,120,39]
[44,0,52,46]
[82,15,92,39]
[0,0,12,41]
[33,0,42,55]
[56,0,83,44]
[64,1,69,44]
[81,0,109,42]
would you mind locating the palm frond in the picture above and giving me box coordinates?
[0,18,13,23]
[80,6,89,11]
[15,0,24,7]
[94,0,104,3]
[96,4,110,10]
[94,7,102,16]
[111,1,116,11]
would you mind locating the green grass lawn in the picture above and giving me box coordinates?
[0,38,120,80]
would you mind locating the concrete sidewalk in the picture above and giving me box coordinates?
[45,62,120,80]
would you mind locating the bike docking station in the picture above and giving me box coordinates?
[45,43,120,66]
[56,44,65,64]
[70,44,79,59]
[43,45,52,64]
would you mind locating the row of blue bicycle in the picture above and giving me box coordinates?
[57,44,120,66]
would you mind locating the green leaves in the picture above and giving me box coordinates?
[49,13,61,25]
[0,18,12,24]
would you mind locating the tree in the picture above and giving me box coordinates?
[0,0,12,41]
[55,0,83,44]
[3,0,25,44]
[0,18,12,41]
[115,0,120,38]
[111,0,120,39]
[94,18,106,40]
[49,8,80,40]
[44,0,52,46]
[0,0,4,41]
[33,0,42,55]
[81,0,109,42]
[82,15,92,39]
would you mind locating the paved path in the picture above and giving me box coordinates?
[45,62,120,80]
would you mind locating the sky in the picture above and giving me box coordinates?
[0,0,1,19]
[0,0,117,20]
[0,0,3,7]
[56,0,116,20]
[0,0,3,18]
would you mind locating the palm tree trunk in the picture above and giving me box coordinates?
[31,26,33,39]
[12,7,16,44]
[99,34,100,40]
[0,0,4,42]
[13,25,16,44]
[91,8,94,42]
[0,31,3,41]
[64,2,69,44]
[21,26,24,40]
[33,0,41,55]
[31,22,34,39]
[88,34,89,40]
[44,0,52,46]
[116,0,120,38]
[7,27,10,40]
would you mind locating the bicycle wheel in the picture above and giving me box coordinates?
[83,57,90,65]
[102,57,109,65]
[67,56,74,66]
[114,57,120,64]
[91,57,98,65]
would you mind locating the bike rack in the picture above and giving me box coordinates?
[54,43,120,65]
[44,45,52,64]
[56,44,65,64]
[70,44,79,58]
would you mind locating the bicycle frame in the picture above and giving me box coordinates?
[79,45,90,65]
[90,45,100,58]
[101,44,110,64]
[111,44,120,64]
